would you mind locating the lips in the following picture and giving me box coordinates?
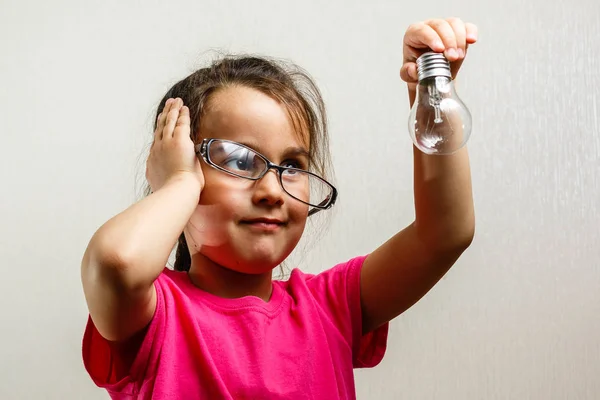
[241,217,285,225]
[239,217,287,232]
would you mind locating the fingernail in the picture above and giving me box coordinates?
[446,48,458,59]
[458,48,465,58]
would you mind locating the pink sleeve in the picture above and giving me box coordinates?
[308,255,388,368]
[82,275,167,395]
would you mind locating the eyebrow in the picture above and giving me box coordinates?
[282,146,309,159]
[237,140,309,160]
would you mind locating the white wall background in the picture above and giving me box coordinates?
[1,0,599,398]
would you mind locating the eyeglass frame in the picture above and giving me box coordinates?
[194,138,338,216]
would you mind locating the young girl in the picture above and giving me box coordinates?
[81,17,477,399]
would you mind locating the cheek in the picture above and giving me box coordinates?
[187,180,245,254]
[288,200,309,228]
[199,172,247,209]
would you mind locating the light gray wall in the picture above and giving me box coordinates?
[1,0,599,399]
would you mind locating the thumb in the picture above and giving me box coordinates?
[400,62,418,84]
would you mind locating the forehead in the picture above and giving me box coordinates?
[200,86,309,157]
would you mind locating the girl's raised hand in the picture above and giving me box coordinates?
[146,98,204,193]
[400,18,478,87]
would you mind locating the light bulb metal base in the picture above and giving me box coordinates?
[416,52,451,81]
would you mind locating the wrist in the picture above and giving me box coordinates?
[164,172,203,195]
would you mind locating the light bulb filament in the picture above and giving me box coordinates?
[433,104,443,124]
[428,84,444,123]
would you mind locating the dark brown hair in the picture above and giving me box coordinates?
[146,55,333,272]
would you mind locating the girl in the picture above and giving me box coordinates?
[81,17,477,399]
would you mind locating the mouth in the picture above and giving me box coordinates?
[240,218,286,231]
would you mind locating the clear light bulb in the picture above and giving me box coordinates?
[408,52,472,155]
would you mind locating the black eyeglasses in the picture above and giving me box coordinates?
[195,138,337,216]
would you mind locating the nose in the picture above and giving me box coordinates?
[251,169,285,207]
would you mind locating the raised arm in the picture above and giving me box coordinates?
[360,18,478,333]
[81,99,203,341]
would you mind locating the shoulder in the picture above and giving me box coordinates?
[158,267,186,282]
[279,255,368,301]
[150,268,203,312]
[155,267,194,294]
[286,255,368,285]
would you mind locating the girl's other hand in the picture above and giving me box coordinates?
[146,98,204,193]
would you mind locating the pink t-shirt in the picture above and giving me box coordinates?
[82,255,388,399]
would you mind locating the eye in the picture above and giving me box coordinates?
[223,150,257,172]
[281,159,305,170]
[281,159,308,179]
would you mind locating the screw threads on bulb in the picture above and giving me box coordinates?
[416,52,452,81]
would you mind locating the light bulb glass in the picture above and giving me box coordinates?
[408,52,472,155]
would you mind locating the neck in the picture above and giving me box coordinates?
[187,253,274,302]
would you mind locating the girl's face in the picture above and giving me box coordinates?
[190,85,310,274]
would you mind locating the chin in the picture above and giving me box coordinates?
[198,242,285,275]
[235,245,288,274]
[200,224,303,274]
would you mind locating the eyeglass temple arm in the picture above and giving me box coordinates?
[307,193,336,216]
